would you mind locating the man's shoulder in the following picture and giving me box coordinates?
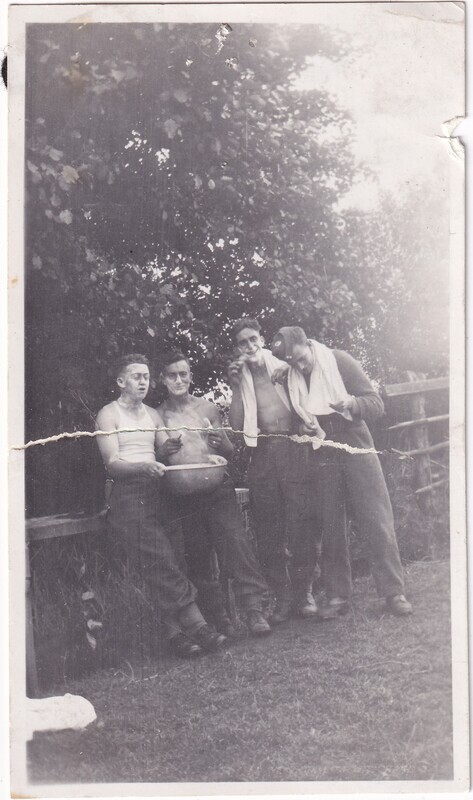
[97,400,117,417]
[193,396,218,415]
[194,395,213,408]
[332,348,358,367]
[96,401,118,429]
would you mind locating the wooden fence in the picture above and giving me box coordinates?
[384,371,449,558]
[25,489,250,695]
[25,372,448,694]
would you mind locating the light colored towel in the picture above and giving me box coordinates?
[240,348,291,447]
[287,339,352,449]
[25,694,97,741]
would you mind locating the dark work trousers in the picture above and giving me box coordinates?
[320,448,405,598]
[305,447,352,601]
[108,476,197,617]
[248,438,324,600]
[170,474,269,615]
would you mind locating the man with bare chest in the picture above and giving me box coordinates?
[228,318,322,622]
[157,351,271,637]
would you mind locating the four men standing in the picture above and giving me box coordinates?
[96,323,412,659]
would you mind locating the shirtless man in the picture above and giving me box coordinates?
[157,350,271,636]
[95,353,228,658]
[228,318,323,622]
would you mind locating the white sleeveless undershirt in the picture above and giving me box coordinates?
[114,401,156,463]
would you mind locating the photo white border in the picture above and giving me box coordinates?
[5,2,470,797]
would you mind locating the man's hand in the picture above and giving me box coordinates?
[329,396,356,414]
[227,357,246,387]
[156,435,183,461]
[271,363,290,385]
[207,429,225,451]
[141,461,166,478]
[299,422,322,437]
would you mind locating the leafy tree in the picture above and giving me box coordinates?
[337,190,449,380]
[24,23,447,515]
[25,22,363,513]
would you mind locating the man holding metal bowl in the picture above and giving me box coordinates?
[157,350,271,638]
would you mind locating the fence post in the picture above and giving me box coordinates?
[403,371,435,558]
[25,543,39,696]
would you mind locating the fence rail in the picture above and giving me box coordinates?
[384,376,448,397]
[384,371,449,559]
[25,488,250,695]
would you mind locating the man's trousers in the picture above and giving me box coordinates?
[248,438,325,599]
[319,448,405,599]
[108,476,197,616]
[170,474,269,614]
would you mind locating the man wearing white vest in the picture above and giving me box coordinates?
[228,318,331,622]
[271,326,412,617]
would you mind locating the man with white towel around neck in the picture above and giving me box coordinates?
[271,326,413,617]
[228,318,330,622]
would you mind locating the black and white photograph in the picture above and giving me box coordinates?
[7,1,468,794]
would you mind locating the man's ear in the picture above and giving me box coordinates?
[188,370,193,384]
[159,371,166,385]
[260,336,265,347]
[117,376,125,390]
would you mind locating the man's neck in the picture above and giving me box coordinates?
[117,395,144,411]
[248,356,267,377]
[165,391,193,411]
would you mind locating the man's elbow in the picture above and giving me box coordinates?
[102,456,121,477]
[371,394,385,420]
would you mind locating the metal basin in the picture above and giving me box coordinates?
[163,455,227,496]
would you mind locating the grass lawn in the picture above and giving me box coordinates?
[28,559,452,784]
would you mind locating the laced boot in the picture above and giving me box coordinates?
[247,609,272,636]
[270,591,293,625]
[295,591,318,618]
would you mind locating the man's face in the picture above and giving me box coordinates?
[117,363,150,400]
[288,343,315,376]
[162,360,192,396]
[235,327,265,364]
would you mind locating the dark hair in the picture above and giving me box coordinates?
[271,326,307,361]
[231,318,262,341]
[114,353,149,379]
[161,350,191,371]
[287,326,307,345]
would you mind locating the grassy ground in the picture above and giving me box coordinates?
[28,559,452,784]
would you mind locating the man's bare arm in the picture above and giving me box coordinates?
[96,406,164,478]
[205,403,234,458]
[227,359,245,432]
